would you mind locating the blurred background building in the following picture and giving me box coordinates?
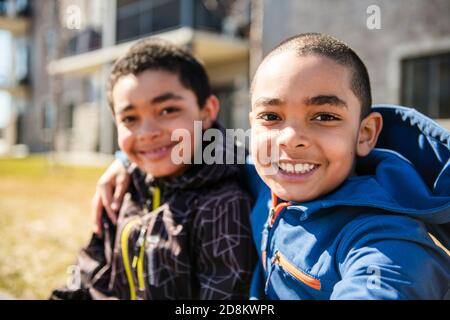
[0,0,30,156]
[0,0,448,160]
[0,0,251,162]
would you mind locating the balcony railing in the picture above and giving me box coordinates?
[0,0,30,18]
[56,0,250,58]
[64,28,102,57]
[116,0,250,44]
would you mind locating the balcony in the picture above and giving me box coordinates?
[47,0,250,76]
[48,27,248,76]
[0,31,29,96]
[0,0,30,17]
[0,0,30,34]
[64,27,102,57]
[0,84,28,97]
[116,0,250,44]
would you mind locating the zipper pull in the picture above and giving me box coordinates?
[268,208,275,228]
[145,200,152,212]
[264,251,280,294]
[132,225,147,269]
[272,251,280,265]
[268,202,292,228]
[149,186,161,211]
[136,225,147,247]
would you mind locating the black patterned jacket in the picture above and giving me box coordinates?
[51,131,256,300]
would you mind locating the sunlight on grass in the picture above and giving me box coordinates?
[0,156,108,299]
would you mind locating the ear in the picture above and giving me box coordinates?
[356,111,383,157]
[200,95,220,130]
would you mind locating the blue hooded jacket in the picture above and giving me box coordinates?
[244,105,450,300]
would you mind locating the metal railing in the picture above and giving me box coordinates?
[0,0,30,17]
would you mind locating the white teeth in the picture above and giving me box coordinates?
[286,163,294,173]
[140,145,170,155]
[278,162,317,174]
[151,146,167,153]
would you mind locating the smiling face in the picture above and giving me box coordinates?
[113,69,218,177]
[250,52,381,202]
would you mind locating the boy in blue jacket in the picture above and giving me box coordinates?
[247,33,450,299]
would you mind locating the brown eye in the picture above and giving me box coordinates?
[258,113,281,121]
[160,107,180,115]
[313,114,340,121]
[121,115,137,124]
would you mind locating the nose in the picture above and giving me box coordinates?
[277,124,311,150]
[137,117,162,141]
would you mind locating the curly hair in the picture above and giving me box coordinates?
[107,38,211,111]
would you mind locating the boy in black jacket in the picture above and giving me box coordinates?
[51,38,256,300]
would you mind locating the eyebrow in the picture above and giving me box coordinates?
[253,97,285,108]
[115,104,134,114]
[151,92,184,104]
[253,95,348,110]
[116,92,184,114]
[304,95,348,109]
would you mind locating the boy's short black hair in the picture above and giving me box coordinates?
[107,38,211,111]
[256,33,372,118]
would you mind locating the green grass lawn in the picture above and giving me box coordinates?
[0,156,108,299]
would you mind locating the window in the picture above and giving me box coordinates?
[42,101,54,129]
[15,37,29,85]
[194,0,225,33]
[65,102,75,129]
[15,0,29,16]
[401,52,450,118]
[116,0,181,43]
[14,97,26,144]
[0,0,30,17]
[0,91,11,129]
[0,30,12,87]
[84,76,98,103]
[16,113,23,143]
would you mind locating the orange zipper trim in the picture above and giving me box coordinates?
[262,250,267,271]
[270,193,291,227]
[262,193,291,270]
[273,251,321,291]
[270,202,291,226]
